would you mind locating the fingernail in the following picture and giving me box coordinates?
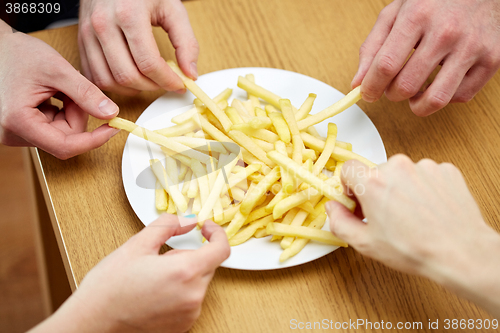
[110,128,121,137]
[190,62,198,80]
[99,99,119,116]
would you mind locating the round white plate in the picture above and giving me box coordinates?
[121,67,387,270]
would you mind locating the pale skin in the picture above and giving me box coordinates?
[0,20,120,159]
[327,156,500,318]
[78,0,199,95]
[353,0,500,116]
[29,215,230,333]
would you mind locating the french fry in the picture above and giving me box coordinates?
[198,153,239,224]
[191,161,210,208]
[312,123,337,175]
[268,151,355,211]
[245,74,261,112]
[295,93,317,120]
[181,170,193,196]
[226,107,244,125]
[254,228,269,238]
[229,215,275,246]
[229,130,275,167]
[280,99,304,164]
[155,180,168,211]
[268,112,291,144]
[240,167,281,215]
[300,132,352,152]
[167,61,233,132]
[192,195,201,215]
[109,117,211,165]
[167,195,176,214]
[237,76,298,113]
[296,86,361,130]
[150,159,188,213]
[192,87,233,111]
[187,172,199,198]
[267,223,348,247]
[227,164,262,188]
[155,120,200,137]
[271,207,299,241]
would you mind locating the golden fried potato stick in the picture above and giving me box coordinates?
[155,180,168,211]
[267,151,355,211]
[245,74,261,111]
[225,209,249,239]
[160,147,192,166]
[190,160,210,208]
[167,195,176,214]
[300,132,352,152]
[155,120,200,137]
[169,137,228,154]
[280,99,304,164]
[198,153,239,224]
[265,189,287,213]
[296,86,361,130]
[171,106,204,125]
[167,61,233,132]
[271,207,299,241]
[232,98,253,118]
[252,138,274,152]
[245,206,272,225]
[254,228,269,238]
[191,87,233,114]
[313,123,337,175]
[240,166,281,215]
[229,130,275,167]
[149,159,188,213]
[237,76,298,113]
[275,141,294,195]
[268,223,348,247]
[226,107,244,125]
[268,112,291,144]
[254,107,268,119]
[295,93,317,120]
[181,170,193,196]
[109,117,211,165]
[229,215,275,246]
[227,164,262,188]
[192,195,201,215]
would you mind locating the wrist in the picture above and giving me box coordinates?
[0,20,13,34]
[424,224,500,316]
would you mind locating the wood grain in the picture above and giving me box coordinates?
[29,0,500,331]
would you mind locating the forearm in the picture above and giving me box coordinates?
[28,292,121,333]
[425,226,500,318]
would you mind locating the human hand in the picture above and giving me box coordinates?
[352,0,500,116]
[326,155,500,316]
[49,215,229,333]
[0,29,120,159]
[78,0,199,95]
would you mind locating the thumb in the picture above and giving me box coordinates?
[130,214,197,255]
[326,201,366,246]
[53,64,119,119]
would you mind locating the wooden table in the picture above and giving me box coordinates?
[27,0,500,331]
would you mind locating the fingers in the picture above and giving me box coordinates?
[132,214,197,255]
[385,33,451,102]
[190,220,230,273]
[120,10,185,91]
[79,21,141,96]
[12,106,120,159]
[160,1,199,80]
[352,0,401,89]
[51,61,120,120]
[326,201,366,246]
[409,56,471,116]
[93,23,160,91]
[451,65,496,103]
[340,159,372,199]
[361,7,423,103]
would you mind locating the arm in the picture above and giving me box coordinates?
[29,215,230,333]
[353,0,500,116]
[326,156,500,317]
[78,0,199,95]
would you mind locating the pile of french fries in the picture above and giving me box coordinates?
[109,61,376,262]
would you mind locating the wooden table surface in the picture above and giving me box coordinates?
[29,0,500,331]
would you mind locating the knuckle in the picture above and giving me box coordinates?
[77,80,97,101]
[183,290,204,312]
[93,77,114,91]
[375,53,398,77]
[452,91,475,104]
[90,11,108,35]
[79,21,93,39]
[137,57,161,76]
[395,78,419,99]
[389,154,413,169]
[114,71,139,87]
[115,4,134,26]
[426,90,451,111]
[435,20,460,44]
[176,266,197,282]
[439,162,460,176]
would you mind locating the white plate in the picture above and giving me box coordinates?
[121,67,387,270]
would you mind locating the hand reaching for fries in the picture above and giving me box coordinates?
[30,214,230,333]
[0,22,120,159]
[354,0,500,116]
[326,155,500,318]
[78,0,199,95]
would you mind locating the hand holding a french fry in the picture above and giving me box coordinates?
[326,155,500,317]
[30,214,230,333]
